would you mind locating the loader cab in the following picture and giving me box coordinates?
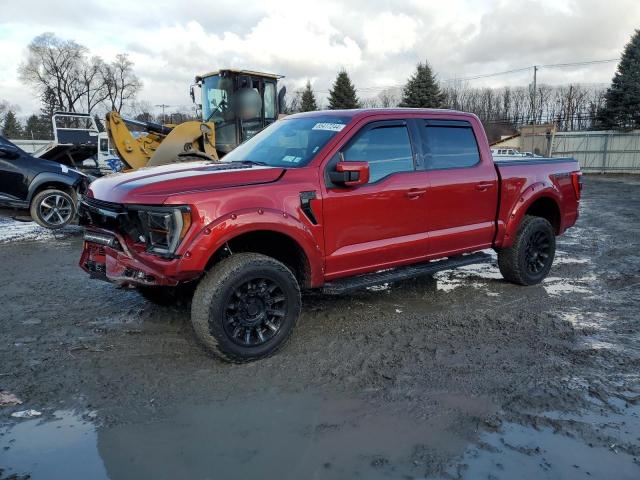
[195,69,284,155]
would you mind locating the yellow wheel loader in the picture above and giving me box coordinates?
[107,69,285,171]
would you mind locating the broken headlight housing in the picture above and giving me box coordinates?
[135,206,191,257]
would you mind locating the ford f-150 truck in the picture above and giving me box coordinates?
[78,108,582,362]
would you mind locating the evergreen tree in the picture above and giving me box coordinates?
[328,70,359,109]
[24,114,52,140]
[399,61,445,108]
[2,111,24,139]
[598,29,640,129]
[40,86,59,119]
[300,81,318,111]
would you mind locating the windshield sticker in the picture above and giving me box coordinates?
[312,122,346,132]
[281,155,302,163]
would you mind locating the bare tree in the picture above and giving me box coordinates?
[19,33,141,116]
[19,33,88,112]
[102,54,142,113]
[377,88,400,108]
[80,56,111,114]
[442,80,606,136]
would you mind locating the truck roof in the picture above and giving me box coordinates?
[197,69,283,80]
[287,108,477,122]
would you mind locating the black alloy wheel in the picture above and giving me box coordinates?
[191,253,301,363]
[524,230,552,274]
[223,277,287,347]
[497,215,556,286]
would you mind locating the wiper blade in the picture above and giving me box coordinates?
[239,160,269,166]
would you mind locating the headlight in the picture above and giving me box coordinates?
[135,206,191,257]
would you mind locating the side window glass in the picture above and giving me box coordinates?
[343,125,414,183]
[422,124,480,170]
[264,82,276,121]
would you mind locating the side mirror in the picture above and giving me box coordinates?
[329,160,370,187]
[190,84,202,110]
[0,144,20,159]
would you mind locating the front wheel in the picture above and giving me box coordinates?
[191,253,301,363]
[497,215,556,285]
[30,188,76,229]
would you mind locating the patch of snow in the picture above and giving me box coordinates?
[0,218,81,244]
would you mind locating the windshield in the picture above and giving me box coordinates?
[222,116,349,167]
[202,75,234,123]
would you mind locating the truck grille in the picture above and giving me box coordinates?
[78,196,145,245]
[81,196,125,213]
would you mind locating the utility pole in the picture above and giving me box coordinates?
[155,104,171,124]
[531,65,538,155]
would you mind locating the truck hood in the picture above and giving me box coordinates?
[88,161,285,204]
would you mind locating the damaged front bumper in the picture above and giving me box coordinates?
[80,228,182,287]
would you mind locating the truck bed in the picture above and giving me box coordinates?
[494,156,581,246]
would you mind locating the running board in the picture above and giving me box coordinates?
[322,252,492,295]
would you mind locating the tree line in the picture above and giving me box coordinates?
[3,29,638,141]
[288,29,640,139]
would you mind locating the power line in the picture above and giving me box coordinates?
[539,58,619,69]
[304,58,620,96]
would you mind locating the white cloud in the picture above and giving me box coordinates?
[1,0,638,116]
[362,12,421,56]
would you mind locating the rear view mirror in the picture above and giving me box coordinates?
[0,144,20,159]
[329,160,370,187]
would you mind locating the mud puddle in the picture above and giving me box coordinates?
[440,404,640,480]
[1,390,483,480]
[0,410,107,480]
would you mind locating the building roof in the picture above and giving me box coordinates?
[490,133,520,146]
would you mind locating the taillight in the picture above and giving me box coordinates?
[571,171,583,201]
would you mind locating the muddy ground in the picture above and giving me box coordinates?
[0,175,639,479]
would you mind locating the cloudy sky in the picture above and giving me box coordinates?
[1,0,638,116]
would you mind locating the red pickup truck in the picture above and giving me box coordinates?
[79,109,582,362]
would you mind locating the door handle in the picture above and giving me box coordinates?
[475,182,494,191]
[406,188,426,199]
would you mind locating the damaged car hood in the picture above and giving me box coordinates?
[88,161,285,204]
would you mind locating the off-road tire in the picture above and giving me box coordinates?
[191,253,301,363]
[137,283,196,307]
[30,188,76,229]
[497,215,556,286]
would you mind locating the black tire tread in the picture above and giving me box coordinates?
[497,215,555,286]
[191,253,300,363]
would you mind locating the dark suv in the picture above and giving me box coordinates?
[0,136,88,229]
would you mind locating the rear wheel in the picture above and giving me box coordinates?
[191,253,301,363]
[497,215,556,285]
[30,188,76,229]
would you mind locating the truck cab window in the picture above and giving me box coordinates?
[343,126,414,183]
[422,125,480,170]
